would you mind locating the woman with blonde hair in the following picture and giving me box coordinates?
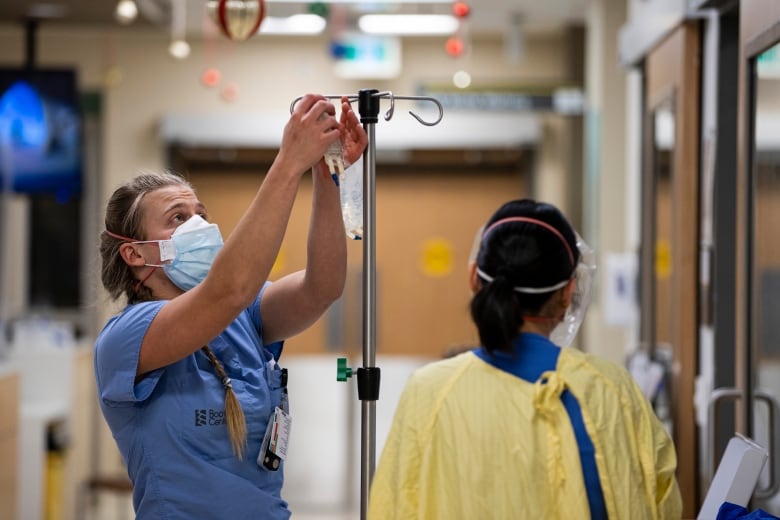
[95,95,366,519]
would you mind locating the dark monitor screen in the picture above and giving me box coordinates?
[0,68,82,199]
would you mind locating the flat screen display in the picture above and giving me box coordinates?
[0,68,82,198]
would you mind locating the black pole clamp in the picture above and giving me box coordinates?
[358,89,380,125]
[356,367,381,401]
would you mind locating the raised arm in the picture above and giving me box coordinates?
[136,94,341,376]
[261,97,367,342]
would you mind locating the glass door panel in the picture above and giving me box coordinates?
[749,41,780,512]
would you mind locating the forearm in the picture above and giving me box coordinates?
[136,160,304,376]
[303,162,347,302]
[202,95,344,309]
[136,94,343,375]
[257,162,347,344]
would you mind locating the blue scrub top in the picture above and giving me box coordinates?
[474,332,607,520]
[94,283,289,520]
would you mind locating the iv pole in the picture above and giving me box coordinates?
[291,89,443,519]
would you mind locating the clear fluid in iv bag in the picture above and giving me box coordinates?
[340,179,362,239]
[338,155,363,240]
[320,120,363,240]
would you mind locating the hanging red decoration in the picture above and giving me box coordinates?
[221,83,240,102]
[207,0,266,41]
[201,68,222,88]
[445,37,465,57]
[452,1,470,18]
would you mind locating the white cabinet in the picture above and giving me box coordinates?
[13,345,74,520]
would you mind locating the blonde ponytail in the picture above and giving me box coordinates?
[201,346,247,459]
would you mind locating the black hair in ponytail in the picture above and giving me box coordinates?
[470,199,579,354]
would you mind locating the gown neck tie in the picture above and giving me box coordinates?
[533,370,567,492]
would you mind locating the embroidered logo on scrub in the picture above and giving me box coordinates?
[194,409,226,426]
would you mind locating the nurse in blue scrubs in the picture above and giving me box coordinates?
[94,94,366,520]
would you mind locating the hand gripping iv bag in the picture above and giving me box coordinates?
[323,135,363,241]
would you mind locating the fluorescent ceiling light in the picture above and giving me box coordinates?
[268,0,450,3]
[259,14,326,35]
[358,14,458,36]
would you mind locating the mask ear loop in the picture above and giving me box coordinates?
[133,267,158,293]
[104,230,160,294]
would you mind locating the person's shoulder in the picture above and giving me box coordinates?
[560,347,635,387]
[97,300,166,341]
[400,353,481,428]
[407,351,479,389]
[111,300,165,322]
[417,350,475,372]
[558,350,648,417]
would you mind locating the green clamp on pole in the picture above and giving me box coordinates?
[336,357,353,382]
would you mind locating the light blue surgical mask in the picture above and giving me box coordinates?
[152,215,224,291]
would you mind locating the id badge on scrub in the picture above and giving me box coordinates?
[257,406,292,471]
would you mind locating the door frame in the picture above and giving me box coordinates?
[640,21,701,517]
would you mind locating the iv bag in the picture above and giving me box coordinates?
[338,156,363,240]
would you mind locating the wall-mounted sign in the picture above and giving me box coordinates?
[420,238,454,278]
[331,32,401,79]
[655,239,672,279]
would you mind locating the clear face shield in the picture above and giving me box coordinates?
[549,233,596,347]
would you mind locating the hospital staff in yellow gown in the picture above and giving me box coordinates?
[368,346,682,519]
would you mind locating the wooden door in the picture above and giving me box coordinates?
[640,22,701,517]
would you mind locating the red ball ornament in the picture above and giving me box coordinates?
[221,83,239,102]
[201,68,221,88]
[445,37,465,57]
[207,0,266,41]
[452,1,470,18]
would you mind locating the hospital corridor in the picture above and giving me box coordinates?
[1,0,780,519]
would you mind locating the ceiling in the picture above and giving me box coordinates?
[0,0,588,38]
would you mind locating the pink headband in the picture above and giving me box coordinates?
[104,229,135,242]
[104,230,159,246]
[482,216,575,266]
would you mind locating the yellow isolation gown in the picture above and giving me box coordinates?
[368,348,682,520]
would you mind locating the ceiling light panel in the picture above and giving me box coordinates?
[358,14,458,36]
[259,14,326,35]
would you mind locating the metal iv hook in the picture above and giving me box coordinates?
[374,92,444,126]
[288,95,359,114]
[289,92,444,126]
